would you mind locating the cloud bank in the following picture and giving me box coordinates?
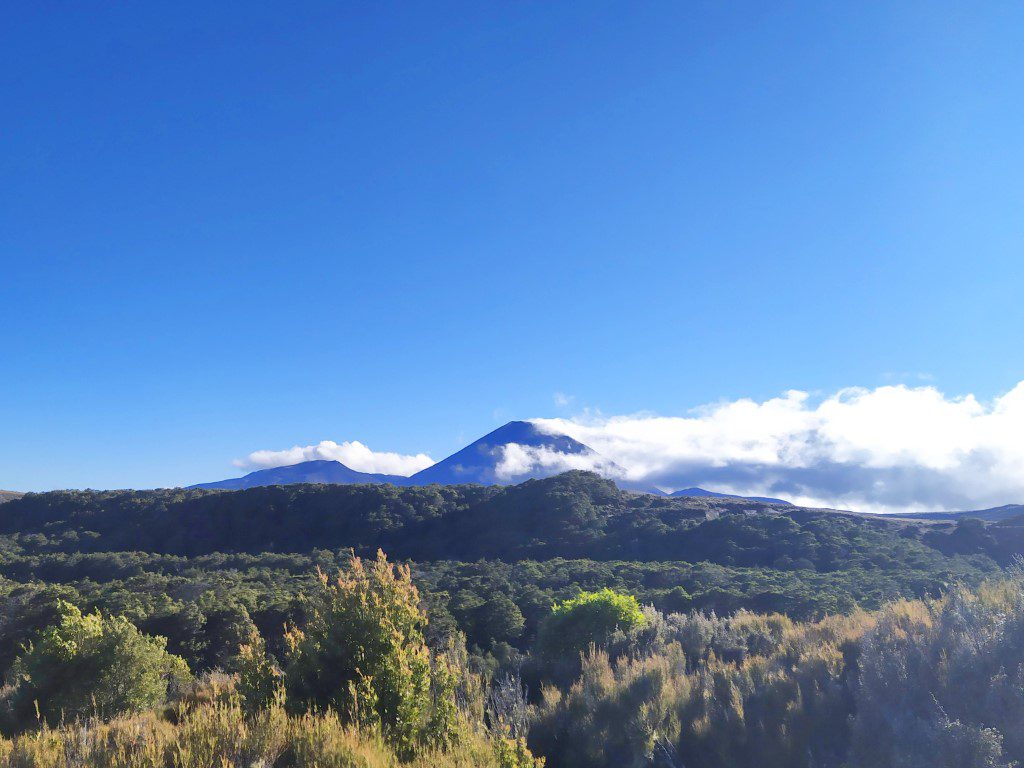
[532,381,1024,513]
[235,440,434,477]
[494,444,625,483]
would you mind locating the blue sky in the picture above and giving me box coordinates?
[2,2,1023,494]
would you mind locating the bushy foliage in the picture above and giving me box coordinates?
[2,555,1024,767]
[283,551,460,758]
[532,573,1024,768]
[234,627,282,713]
[848,577,1024,767]
[2,473,1024,767]
[539,589,646,658]
[1,600,190,730]
[531,604,860,768]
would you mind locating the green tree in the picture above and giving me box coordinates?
[474,595,526,647]
[284,551,461,758]
[4,600,190,729]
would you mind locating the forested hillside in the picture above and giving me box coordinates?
[3,472,1013,565]
[0,473,1010,669]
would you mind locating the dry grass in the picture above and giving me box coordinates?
[0,696,542,768]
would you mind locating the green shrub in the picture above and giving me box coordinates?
[539,588,646,659]
[3,600,190,730]
[283,551,461,758]
[235,627,282,713]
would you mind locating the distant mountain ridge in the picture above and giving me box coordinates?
[666,487,793,505]
[0,490,23,505]
[191,459,407,490]
[898,503,1024,522]
[190,420,790,504]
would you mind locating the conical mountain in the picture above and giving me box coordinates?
[407,420,621,486]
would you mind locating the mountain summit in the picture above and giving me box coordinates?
[408,420,620,486]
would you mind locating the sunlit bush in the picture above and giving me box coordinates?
[283,551,462,758]
[1,600,190,730]
[539,588,646,659]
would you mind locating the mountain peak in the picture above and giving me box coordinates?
[407,420,615,486]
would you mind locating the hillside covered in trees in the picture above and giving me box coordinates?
[4,471,1016,566]
[0,472,1012,667]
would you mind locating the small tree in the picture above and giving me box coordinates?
[235,627,282,713]
[539,588,647,659]
[474,595,526,647]
[5,600,190,728]
[284,551,460,758]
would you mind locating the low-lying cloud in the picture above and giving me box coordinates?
[532,381,1024,513]
[494,444,625,483]
[236,440,434,477]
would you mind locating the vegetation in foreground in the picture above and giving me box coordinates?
[2,473,1024,765]
[1,548,1023,766]
[0,700,540,768]
[0,551,542,767]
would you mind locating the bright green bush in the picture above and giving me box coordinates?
[3,600,190,729]
[539,588,647,659]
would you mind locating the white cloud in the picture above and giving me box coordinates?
[531,381,1024,513]
[553,392,575,407]
[235,440,434,477]
[494,443,625,482]
[229,381,1024,512]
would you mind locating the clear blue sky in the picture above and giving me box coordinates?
[2,2,1023,491]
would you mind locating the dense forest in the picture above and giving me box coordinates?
[1,471,1023,766]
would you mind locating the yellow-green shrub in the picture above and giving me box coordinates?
[283,551,461,758]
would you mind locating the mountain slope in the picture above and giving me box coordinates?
[0,490,23,505]
[190,459,406,490]
[407,421,620,486]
